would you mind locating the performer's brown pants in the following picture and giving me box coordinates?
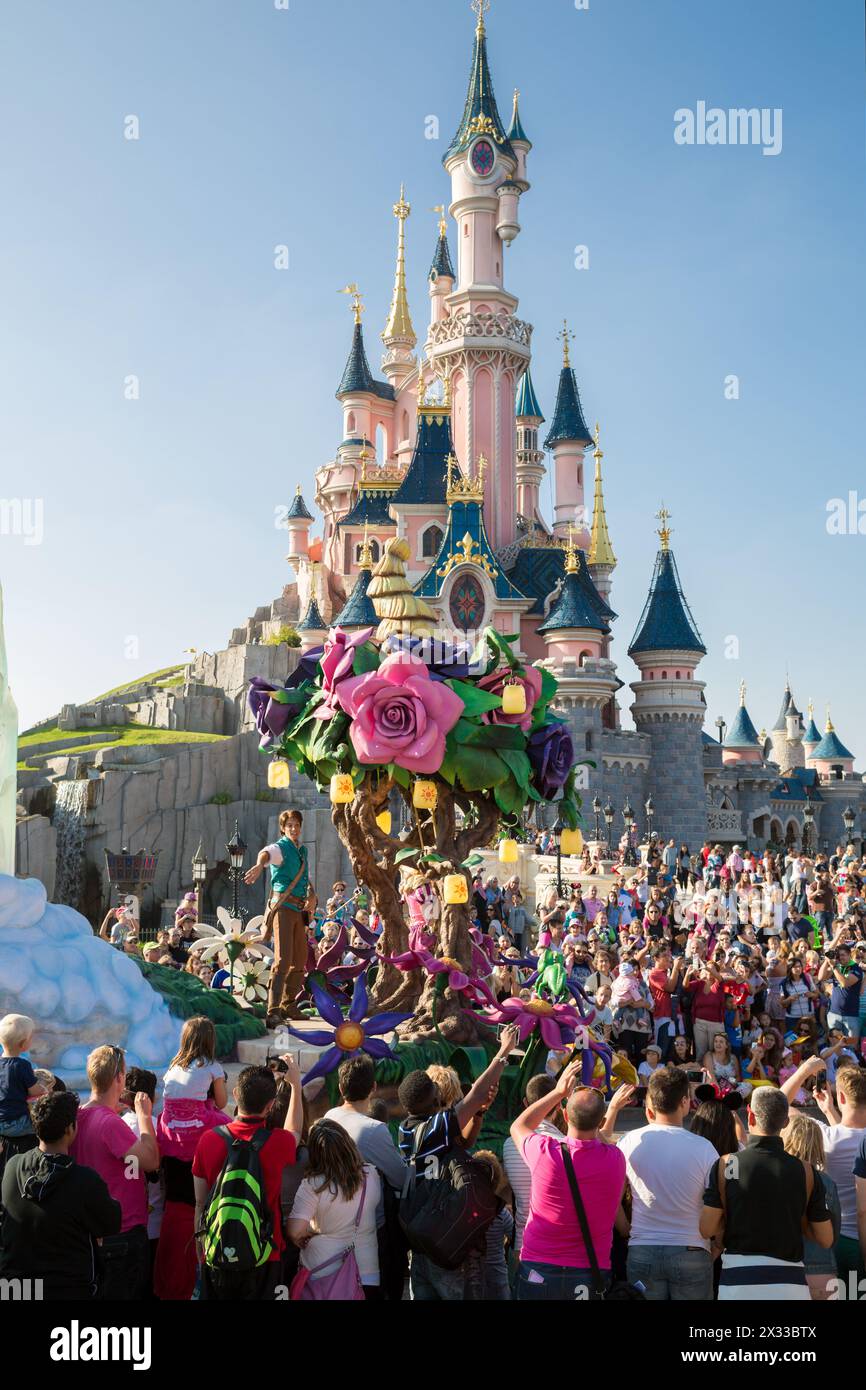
[268,905,307,1015]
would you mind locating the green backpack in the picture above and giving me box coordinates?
[201,1127,274,1271]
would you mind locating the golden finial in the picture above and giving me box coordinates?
[358,522,374,570]
[472,0,490,36]
[383,186,415,347]
[808,698,813,718]
[759,727,767,742]
[739,679,747,707]
[339,284,364,325]
[564,523,579,574]
[588,422,616,568]
[445,452,486,503]
[432,204,448,238]
[826,705,834,733]
[556,318,575,369]
[295,483,302,496]
[359,445,370,484]
[656,505,672,551]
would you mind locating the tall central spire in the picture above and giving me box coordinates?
[444,1,514,165]
[382,185,415,348]
[588,423,616,569]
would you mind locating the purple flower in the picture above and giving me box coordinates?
[287,647,324,688]
[527,719,574,799]
[286,974,412,1084]
[248,677,295,749]
[383,634,475,682]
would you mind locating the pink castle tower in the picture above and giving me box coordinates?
[427,1,531,552]
[545,321,594,546]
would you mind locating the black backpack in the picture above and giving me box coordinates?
[399,1122,500,1271]
[200,1127,274,1271]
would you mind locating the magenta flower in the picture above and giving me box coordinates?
[477,666,542,732]
[382,946,495,1006]
[314,626,375,720]
[335,653,463,773]
[479,995,583,1050]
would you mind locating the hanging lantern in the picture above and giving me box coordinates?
[560,827,583,856]
[267,758,291,790]
[329,773,354,804]
[501,680,527,716]
[498,838,519,864]
[413,779,438,810]
[443,874,469,904]
[376,809,392,835]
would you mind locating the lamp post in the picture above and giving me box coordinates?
[192,838,208,928]
[226,822,247,921]
[645,794,655,846]
[592,795,602,843]
[802,790,814,856]
[603,799,614,852]
[623,799,637,866]
[842,804,856,849]
[552,816,565,897]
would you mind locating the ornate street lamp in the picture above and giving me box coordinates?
[645,794,655,844]
[622,799,637,866]
[592,795,602,843]
[802,791,814,856]
[842,805,856,846]
[226,822,247,921]
[603,799,614,850]
[552,817,565,897]
[192,838,208,928]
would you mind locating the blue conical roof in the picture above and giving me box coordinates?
[507,91,531,146]
[337,323,395,401]
[287,488,313,521]
[771,686,793,732]
[391,409,452,507]
[516,368,544,421]
[443,20,515,166]
[628,547,706,657]
[537,559,610,635]
[429,232,455,282]
[297,596,326,632]
[333,567,378,630]
[810,727,854,762]
[544,366,593,448]
[724,703,761,749]
[803,715,821,744]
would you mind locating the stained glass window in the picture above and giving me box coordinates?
[449,572,485,631]
[470,139,495,177]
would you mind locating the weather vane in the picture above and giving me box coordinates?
[393,184,411,222]
[656,505,672,550]
[339,283,364,324]
[556,318,575,368]
[472,0,491,35]
[431,203,447,237]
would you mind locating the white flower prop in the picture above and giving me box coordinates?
[194,908,272,983]
[234,957,271,1006]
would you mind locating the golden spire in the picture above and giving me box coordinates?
[564,523,579,574]
[808,698,814,718]
[472,0,490,37]
[358,522,374,570]
[382,185,416,347]
[588,422,617,569]
[339,283,364,325]
[656,504,672,552]
[556,318,574,369]
[432,204,448,238]
[826,706,834,733]
[445,452,486,503]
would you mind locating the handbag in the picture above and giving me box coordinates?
[559,1143,645,1302]
[289,1173,368,1302]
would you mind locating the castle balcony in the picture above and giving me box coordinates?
[428,309,533,364]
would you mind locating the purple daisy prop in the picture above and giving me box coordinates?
[286,974,411,1084]
[479,995,583,1050]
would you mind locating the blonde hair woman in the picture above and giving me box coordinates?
[782,1113,841,1299]
[426,1064,463,1108]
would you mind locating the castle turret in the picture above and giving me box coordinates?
[286,486,314,564]
[506,88,531,191]
[296,595,327,651]
[428,207,455,328]
[768,680,794,768]
[628,508,708,847]
[722,681,763,766]
[545,322,593,545]
[388,390,453,580]
[587,422,616,622]
[381,186,417,390]
[537,530,609,668]
[515,367,546,528]
[808,709,855,779]
[333,533,379,631]
[802,700,821,760]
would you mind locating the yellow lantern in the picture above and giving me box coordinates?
[329,773,354,805]
[443,874,468,904]
[498,838,519,864]
[413,779,438,809]
[501,680,527,716]
[268,758,291,790]
[375,810,392,835]
[560,827,583,856]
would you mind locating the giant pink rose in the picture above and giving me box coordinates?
[314,626,375,720]
[477,666,542,732]
[335,653,463,772]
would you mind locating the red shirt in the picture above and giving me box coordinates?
[648,966,673,1020]
[687,978,726,1023]
[192,1118,296,1259]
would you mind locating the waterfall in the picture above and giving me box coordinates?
[54,780,89,907]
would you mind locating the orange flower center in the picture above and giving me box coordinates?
[524,998,555,1017]
[334,1021,365,1051]
[439,957,461,971]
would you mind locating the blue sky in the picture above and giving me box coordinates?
[2,0,864,748]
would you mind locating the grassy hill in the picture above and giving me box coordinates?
[18,724,227,769]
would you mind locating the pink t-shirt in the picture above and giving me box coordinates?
[520,1133,626,1269]
[71,1103,147,1233]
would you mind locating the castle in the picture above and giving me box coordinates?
[278,2,865,859]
